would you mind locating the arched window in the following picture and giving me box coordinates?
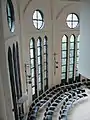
[69,35,75,83]
[8,47,18,120]
[30,38,37,100]
[37,37,43,95]
[6,0,15,32]
[13,44,19,99]
[75,35,80,81]
[61,35,68,84]
[16,42,24,114]
[43,36,48,91]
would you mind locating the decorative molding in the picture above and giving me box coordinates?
[23,0,33,14]
[56,3,73,20]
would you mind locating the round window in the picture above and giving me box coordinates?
[66,13,79,29]
[33,10,44,30]
[6,0,15,32]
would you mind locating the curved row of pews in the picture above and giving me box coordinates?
[27,80,90,120]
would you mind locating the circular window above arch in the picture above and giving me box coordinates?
[6,0,15,33]
[66,13,79,29]
[33,10,44,30]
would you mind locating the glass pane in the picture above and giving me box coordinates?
[77,57,79,63]
[67,22,72,28]
[33,10,37,19]
[62,35,67,42]
[69,58,73,64]
[38,21,43,29]
[44,54,46,62]
[30,49,34,58]
[70,35,74,42]
[73,14,78,21]
[44,46,46,53]
[38,65,41,74]
[8,18,11,29]
[62,43,67,50]
[11,22,15,33]
[32,78,35,86]
[73,21,78,28]
[37,56,40,64]
[62,51,66,58]
[67,14,72,21]
[7,3,11,17]
[44,39,47,45]
[62,59,66,65]
[40,22,44,29]
[69,72,73,78]
[37,39,40,46]
[76,71,79,77]
[32,87,35,95]
[37,47,40,56]
[69,65,73,71]
[31,69,34,77]
[33,20,37,28]
[70,43,74,49]
[38,11,42,20]
[77,50,80,56]
[39,83,41,90]
[61,73,65,79]
[69,50,74,57]
[62,66,66,73]
[30,39,33,48]
[38,75,41,82]
[30,59,34,68]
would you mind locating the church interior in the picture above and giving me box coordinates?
[1,0,90,120]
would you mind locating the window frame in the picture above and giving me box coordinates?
[66,13,79,29]
[6,0,15,32]
[61,35,68,84]
[69,35,75,83]
[29,38,37,100]
[32,9,44,30]
[43,36,48,91]
[37,37,43,95]
[75,35,81,82]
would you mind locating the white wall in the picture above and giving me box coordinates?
[0,0,80,119]
[19,0,80,104]
[0,0,25,119]
[52,0,80,84]
[79,1,90,79]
